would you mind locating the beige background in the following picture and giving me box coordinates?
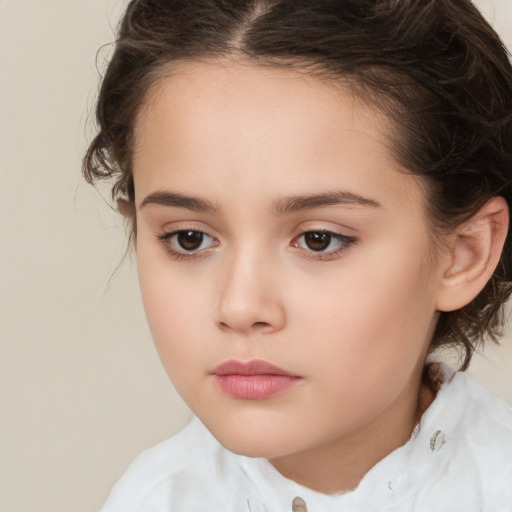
[1,1,511,511]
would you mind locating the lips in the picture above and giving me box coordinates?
[211,360,302,400]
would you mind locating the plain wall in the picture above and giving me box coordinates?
[0,1,511,510]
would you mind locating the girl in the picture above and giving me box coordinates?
[84,0,512,510]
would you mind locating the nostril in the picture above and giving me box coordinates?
[217,320,274,333]
[252,321,271,329]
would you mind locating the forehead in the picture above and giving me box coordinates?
[133,59,425,213]
[136,59,390,147]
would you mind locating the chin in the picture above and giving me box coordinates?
[204,419,298,459]
[220,436,289,459]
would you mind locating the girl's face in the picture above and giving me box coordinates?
[133,61,446,478]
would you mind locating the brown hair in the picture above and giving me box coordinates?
[83,0,512,369]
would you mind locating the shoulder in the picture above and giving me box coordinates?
[425,364,512,438]
[447,370,512,442]
[433,369,512,504]
[401,367,512,509]
[454,370,512,464]
[100,417,225,512]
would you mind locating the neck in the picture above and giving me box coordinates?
[270,370,435,495]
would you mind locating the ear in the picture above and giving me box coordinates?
[117,198,138,241]
[436,196,509,312]
[117,198,136,219]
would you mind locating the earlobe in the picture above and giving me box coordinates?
[436,196,509,312]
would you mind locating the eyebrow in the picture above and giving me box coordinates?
[139,189,381,214]
[270,190,381,215]
[140,191,219,213]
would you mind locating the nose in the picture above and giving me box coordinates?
[214,251,286,335]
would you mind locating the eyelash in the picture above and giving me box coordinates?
[158,230,218,261]
[292,230,355,261]
[157,229,355,262]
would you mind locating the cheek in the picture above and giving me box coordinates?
[136,246,208,364]
[138,271,211,408]
[290,260,436,432]
[293,246,437,372]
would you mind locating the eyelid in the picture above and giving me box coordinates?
[157,224,219,260]
[291,218,357,236]
[154,221,356,262]
[291,227,356,261]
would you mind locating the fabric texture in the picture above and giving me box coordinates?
[101,366,512,512]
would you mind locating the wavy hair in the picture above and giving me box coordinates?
[84,0,512,369]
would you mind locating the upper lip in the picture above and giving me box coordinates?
[211,359,298,377]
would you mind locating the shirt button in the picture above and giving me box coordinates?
[292,497,308,512]
[429,430,446,452]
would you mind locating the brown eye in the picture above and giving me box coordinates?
[158,229,218,259]
[293,230,355,258]
[303,231,333,251]
[176,230,205,251]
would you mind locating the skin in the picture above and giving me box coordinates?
[132,60,450,494]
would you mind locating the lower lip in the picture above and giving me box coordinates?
[213,374,301,400]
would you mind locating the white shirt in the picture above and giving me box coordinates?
[101,366,512,511]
